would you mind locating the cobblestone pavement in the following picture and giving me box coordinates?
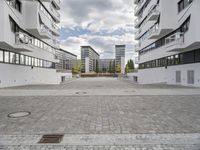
[0,78,200,149]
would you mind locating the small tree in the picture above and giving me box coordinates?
[72,64,81,74]
[95,59,99,73]
[116,64,121,73]
[126,59,135,72]
[125,64,129,73]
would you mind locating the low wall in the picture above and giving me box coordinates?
[0,63,72,88]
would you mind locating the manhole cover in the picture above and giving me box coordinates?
[75,92,87,95]
[8,111,31,118]
[38,134,64,143]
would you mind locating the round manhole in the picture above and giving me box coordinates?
[75,92,87,95]
[8,111,31,118]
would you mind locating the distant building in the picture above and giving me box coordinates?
[55,49,77,72]
[99,59,115,73]
[115,45,126,74]
[81,46,99,73]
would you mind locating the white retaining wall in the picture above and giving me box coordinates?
[0,63,72,88]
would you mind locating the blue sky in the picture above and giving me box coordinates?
[59,0,137,62]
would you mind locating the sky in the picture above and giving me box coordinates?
[59,0,137,63]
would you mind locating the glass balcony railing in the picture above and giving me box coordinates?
[165,32,184,46]
[50,5,60,19]
[134,0,145,14]
[40,24,52,37]
[15,31,56,54]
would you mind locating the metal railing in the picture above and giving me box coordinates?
[165,32,184,45]
[15,31,56,54]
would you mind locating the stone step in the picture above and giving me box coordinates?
[0,133,200,149]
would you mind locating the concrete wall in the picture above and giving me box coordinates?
[137,63,200,87]
[0,63,72,88]
[85,57,90,73]
[121,57,125,74]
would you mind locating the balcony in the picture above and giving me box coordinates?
[51,23,60,36]
[134,43,140,52]
[165,32,184,51]
[50,5,60,23]
[134,15,143,28]
[15,32,56,54]
[134,0,145,16]
[52,0,60,10]
[53,39,60,48]
[15,32,34,52]
[148,23,159,39]
[134,29,141,40]
[40,24,52,39]
[147,5,160,21]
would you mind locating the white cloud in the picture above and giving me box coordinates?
[60,0,137,63]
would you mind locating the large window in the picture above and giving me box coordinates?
[139,49,200,70]
[20,54,25,65]
[195,50,200,62]
[180,51,195,64]
[0,49,55,69]
[0,50,3,62]
[4,51,9,63]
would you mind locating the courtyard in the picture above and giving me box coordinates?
[0,78,200,149]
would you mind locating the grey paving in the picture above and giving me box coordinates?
[0,77,200,149]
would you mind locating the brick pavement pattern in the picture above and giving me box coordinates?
[0,78,200,149]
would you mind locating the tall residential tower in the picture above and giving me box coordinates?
[134,0,200,87]
[115,45,125,74]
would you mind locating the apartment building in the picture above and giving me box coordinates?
[0,0,73,88]
[55,49,77,72]
[134,0,200,87]
[81,46,100,73]
[115,45,125,74]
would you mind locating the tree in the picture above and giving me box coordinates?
[116,64,121,73]
[126,59,135,73]
[109,61,112,73]
[72,64,81,74]
[125,64,129,73]
[95,59,99,73]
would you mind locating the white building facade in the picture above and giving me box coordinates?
[81,46,100,73]
[0,0,72,88]
[134,0,200,87]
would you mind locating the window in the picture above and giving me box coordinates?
[0,50,3,62]
[195,49,200,62]
[20,55,25,65]
[31,58,34,66]
[10,52,15,64]
[180,51,195,64]
[28,57,31,66]
[4,51,9,63]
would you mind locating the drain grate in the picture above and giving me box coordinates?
[38,134,64,143]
